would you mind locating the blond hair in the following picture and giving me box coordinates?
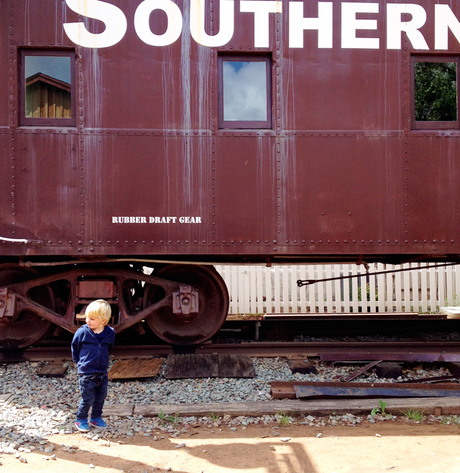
[85,299,111,326]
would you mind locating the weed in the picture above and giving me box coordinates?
[440,415,460,426]
[210,412,219,422]
[404,409,425,422]
[445,294,460,306]
[158,409,167,422]
[371,399,392,418]
[158,409,180,425]
[276,412,291,427]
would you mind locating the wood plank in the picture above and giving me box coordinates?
[165,354,218,379]
[103,404,134,416]
[264,312,423,320]
[164,354,254,379]
[36,362,68,378]
[218,354,255,378]
[133,397,460,418]
[0,393,15,403]
[108,358,163,380]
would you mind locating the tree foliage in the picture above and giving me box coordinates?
[414,62,458,121]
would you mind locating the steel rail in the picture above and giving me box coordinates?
[2,340,460,362]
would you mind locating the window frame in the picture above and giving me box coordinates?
[411,54,460,130]
[218,54,272,130]
[19,49,76,127]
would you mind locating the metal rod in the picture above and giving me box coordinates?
[297,262,460,287]
[0,236,42,244]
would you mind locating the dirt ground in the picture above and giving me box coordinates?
[2,419,460,473]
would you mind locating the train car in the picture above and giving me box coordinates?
[1,0,459,349]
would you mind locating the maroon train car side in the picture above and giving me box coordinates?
[1,0,459,348]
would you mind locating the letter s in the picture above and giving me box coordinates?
[64,0,127,48]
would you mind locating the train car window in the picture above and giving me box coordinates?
[218,55,272,129]
[19,50,76,127]
[412,55,459,130]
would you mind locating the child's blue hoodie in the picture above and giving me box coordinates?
[71,324,115,375]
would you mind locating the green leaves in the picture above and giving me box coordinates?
[371,399,392,418]
[415,61,457,122]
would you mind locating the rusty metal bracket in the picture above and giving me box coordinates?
[271,380,460,399]
[340,360,383,382]
[0,288,15,318]
[172,285,199,316]
[293,383,460,399]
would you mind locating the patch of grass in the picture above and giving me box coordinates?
[404,409,425,422]
[276,412,291,427]
[158,409,180,425]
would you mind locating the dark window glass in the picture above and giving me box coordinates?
[20,50,75,126]
[218,55,271,129]
[412,56,459,130]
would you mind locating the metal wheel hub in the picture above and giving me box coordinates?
[172,285,199,321]
[143,264,229,345]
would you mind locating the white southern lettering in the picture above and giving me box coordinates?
[63,0,460,51]
[289,2,333,48]
[190,0,234,47]
[240,1,282,48]
[387,3,429,50]
[341,3,379,49]
[134,0,183,47]
[435,4,460,50]
[64,0,127,48]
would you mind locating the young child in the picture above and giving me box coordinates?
[71,299,115,432]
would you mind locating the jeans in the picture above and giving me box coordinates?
[76,373,108,421]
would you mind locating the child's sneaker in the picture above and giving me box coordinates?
[90,417,107,429]
[75,419,90,432]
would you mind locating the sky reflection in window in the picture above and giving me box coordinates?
[25,56,71,84]
[223,61,267,121]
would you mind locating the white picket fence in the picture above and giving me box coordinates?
[215,263,460,315]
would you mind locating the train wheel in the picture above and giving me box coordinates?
[0,264,54,349]
[143,264,229,345]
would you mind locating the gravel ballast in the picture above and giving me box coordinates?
[0,357,457,454]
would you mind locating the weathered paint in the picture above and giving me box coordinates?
[1,0,459,264]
